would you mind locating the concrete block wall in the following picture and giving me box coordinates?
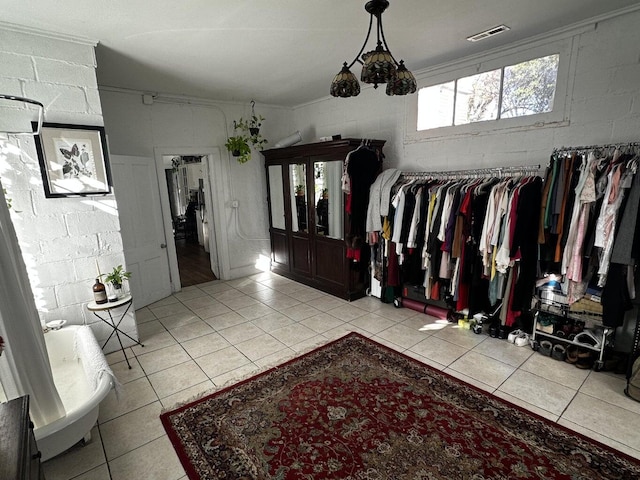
[0,26,138,352]
[293,9,640,172]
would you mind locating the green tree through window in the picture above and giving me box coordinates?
[501,55,559,118]
[417,54,560,131]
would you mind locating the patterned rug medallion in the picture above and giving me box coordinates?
[161,333,640,479]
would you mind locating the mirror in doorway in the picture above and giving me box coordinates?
[313,160,343,240]
[167,155,204,242]
[290,163,307,233]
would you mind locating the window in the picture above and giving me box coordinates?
[416,54,559,131]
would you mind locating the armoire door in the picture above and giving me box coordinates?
[310,158,346,288]
[288,162,311,275]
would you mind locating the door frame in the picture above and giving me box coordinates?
[154,146,230,291]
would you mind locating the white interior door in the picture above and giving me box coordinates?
[110,155,172,307]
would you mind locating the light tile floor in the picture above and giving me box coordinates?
[43,272,640,479]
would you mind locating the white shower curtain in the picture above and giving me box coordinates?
[0,184,65,427]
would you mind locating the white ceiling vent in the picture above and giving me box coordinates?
[466,25,510,42]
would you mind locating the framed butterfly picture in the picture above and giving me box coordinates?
[34,123,112,197]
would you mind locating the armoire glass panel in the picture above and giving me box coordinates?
[268,165,285,229]
[313,160,344,240]
[289,163,307,233]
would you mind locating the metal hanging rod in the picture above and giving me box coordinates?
[0,94,44,136]
[553,142,640,154]
[401,164,542,180]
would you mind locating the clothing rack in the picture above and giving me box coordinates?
[0,94,44,135]
[400,164,541,180]
[553,142,640,155]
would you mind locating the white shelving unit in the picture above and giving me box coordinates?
[530,294,613,371]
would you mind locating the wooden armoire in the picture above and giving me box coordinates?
[263,138,385,300]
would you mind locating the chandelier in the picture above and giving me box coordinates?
[330,0,417,98]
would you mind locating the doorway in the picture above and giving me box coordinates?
[158,151,220,289]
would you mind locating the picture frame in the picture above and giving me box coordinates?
[33,122,112,198]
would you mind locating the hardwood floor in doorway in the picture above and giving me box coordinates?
[175,238,216,287]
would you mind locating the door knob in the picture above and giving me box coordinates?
[160,243,167,248]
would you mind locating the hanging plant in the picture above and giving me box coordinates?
[225,102,268,163]
[248,115,264,137]
[248,100,264,136]
[234,117,268,151]
[227,127,266,164]
[224,134,252,164]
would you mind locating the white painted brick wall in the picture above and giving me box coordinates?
[0,51,36,79]
[35,260,81,287]
[15,212,68,238]
[66,210,121,236]
[0,29,96,66]
[56,282,98,306]
[0,77,24,95]
[23,82,90,113]
[97,231,125,252]
[34,287,59,313]
[34,57,98,88]
[39,234,101,261]
[0,26,137,353]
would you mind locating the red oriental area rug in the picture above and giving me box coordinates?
[161,333,640,479]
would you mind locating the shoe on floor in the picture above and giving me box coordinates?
[575,348,595,369]
[498,325,510,340]
[539,340,553,356]
[507,329,522,344]
[514,332,530,347]
[552,343,566,361]
[565,345,580,364]
[574,330,603,350]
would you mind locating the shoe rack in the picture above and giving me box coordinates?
[530,295,613,371]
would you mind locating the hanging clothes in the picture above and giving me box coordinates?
[344,143,383,261]
[369,167,541,318]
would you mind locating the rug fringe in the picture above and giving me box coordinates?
[161,336,332,414]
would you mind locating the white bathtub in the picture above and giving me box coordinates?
[34,325,114,461]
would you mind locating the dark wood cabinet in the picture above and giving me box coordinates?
[263,138,385,300]
[0,396,45,480]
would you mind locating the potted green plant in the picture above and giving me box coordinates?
[247,100,265,137]
[104,264,131,300]
[224,134,252,164]
[248,114,264,136]
[234,117,268,151]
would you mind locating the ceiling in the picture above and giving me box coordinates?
[2,0,640,107]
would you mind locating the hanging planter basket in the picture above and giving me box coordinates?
[225,135,252,163]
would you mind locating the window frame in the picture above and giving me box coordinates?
[405,35,578,142]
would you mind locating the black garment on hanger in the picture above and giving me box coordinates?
[602,263,633,327]
[403,185,431,286]
[347,147,382,241]
[466,186,492,315]
[511,177,543,311]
